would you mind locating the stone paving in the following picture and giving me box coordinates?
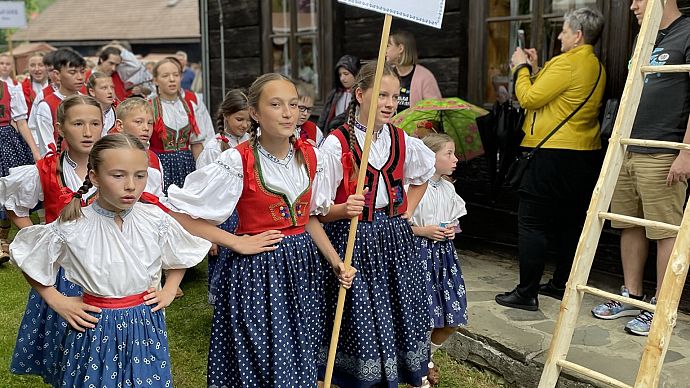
[442,248,690,387]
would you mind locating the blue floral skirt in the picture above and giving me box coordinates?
[1,124,34,220]
[11,267,83,386]
[417,237,468,329]
[59,303,172,388]
[318,212,430,388]
[157,149,195,194]
[208,232,326,387]
[207,211,239,305]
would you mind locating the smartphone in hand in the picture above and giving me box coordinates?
[517,29,526,49]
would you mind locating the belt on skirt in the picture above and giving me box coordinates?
[83,291,149,308]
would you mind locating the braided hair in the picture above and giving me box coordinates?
[343,61,399,179]
[247,73,305,166]
[59,133,147,222]
[215,89,249,152]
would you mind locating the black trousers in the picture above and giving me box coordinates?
[515,148,600,298]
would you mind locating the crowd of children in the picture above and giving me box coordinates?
[0,43,470,388]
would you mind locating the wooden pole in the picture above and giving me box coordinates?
[323,13,393,388]
[7,30,16,79]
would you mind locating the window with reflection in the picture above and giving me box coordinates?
[269,0,320,98]
[479,0,601,105]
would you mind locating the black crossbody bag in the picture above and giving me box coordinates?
[506,62,603,189]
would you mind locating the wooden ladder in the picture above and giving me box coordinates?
[539,0,690,387]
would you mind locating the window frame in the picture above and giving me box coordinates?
[261,0,334,108]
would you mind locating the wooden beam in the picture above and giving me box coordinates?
[598,212,680,233]
[557,360,633,388]
[577,285,656,313]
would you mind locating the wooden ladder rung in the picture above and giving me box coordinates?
[619,138,690,151]
[598,212,680,233]
[640,64,690,73]
[556,360,633,388]
[576,285,656,313]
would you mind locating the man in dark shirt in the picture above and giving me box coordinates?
[176,51,196,91]
[591,0,690,336]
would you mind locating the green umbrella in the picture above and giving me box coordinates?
[391,97,489,161]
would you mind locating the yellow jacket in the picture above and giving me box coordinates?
[514,44,606,150]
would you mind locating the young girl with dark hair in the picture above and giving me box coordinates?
[2,95,102,385]
[318,61,436,388]
[10,133,210,387]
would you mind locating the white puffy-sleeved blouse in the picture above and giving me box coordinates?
[319,123,436,208]
[157,90,214,145]
[196,133,249,169]
[410,177,467,227]
[9,202,211,298]
[166,141,332,226]
[0,152,95,218]
[146,152,165,198]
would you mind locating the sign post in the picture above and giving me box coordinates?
[0,1,27,79]
[323,1,446,387]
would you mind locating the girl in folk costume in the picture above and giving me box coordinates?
[164,73,356,386]
[149,57,214,193]
[0,73,41,261]
[115,97,164,198]
[410,134,468,385]
[317,62,437,388]
[9,133,211,388]
[31,48,87,157]
[1,95,102,385]
[195,89,249,305]
[86,71,118,137]
[0,53,17,86]
[22,52,49,116]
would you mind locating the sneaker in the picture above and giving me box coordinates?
[625,297,656,336]
[0,240,10,264]
[591,286,641,320]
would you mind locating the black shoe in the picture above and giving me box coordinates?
[495,289,539,311]
[539,280,566,300]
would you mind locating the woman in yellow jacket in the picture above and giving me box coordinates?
[496,7,606,311]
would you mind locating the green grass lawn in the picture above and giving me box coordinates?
[0,259,503,387]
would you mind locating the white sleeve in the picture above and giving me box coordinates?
[165,148,244,225]
[310,148,334,215]
[0,165,43,217]
[403,134,436,185]
[318,134,345,202]
[116,48,152,90]
[34,101,56,157]
[10,223,66,286]
[157,211,211,269]
[446,183,468,221]
[196,139,222,169]
[9,84,28,121]
[190,93,214,144]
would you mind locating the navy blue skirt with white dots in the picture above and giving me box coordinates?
[1,124,34,220]
[59,303,172,388]
[318,211,430,388]
[11,267,83,386]
[207,210,238,305]
[156,149,196,194]
[417,237,468,329]
[207,231,326,387]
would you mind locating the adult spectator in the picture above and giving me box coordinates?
[176,50,196,91]
[385,30,442,113]
[495,7,606,311]
[317,54,361,134]
[591,0,690,336]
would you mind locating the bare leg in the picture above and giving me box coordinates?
[655,237,676,299]
[620,227,649,296]
[431,327,458,346]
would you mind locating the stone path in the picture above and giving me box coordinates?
[443,249,690,387]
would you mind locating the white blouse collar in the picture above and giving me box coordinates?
[90,201,134,219]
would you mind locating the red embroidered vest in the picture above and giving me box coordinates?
[149,91,201,153]
[21,78,36,116]
[36,151,73,223]
[0,82,12,126]
[42,84,56,99]
[234,141,316,236]
[43,93,63,142]
[299,121,319,143]
[332,124,408,222]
